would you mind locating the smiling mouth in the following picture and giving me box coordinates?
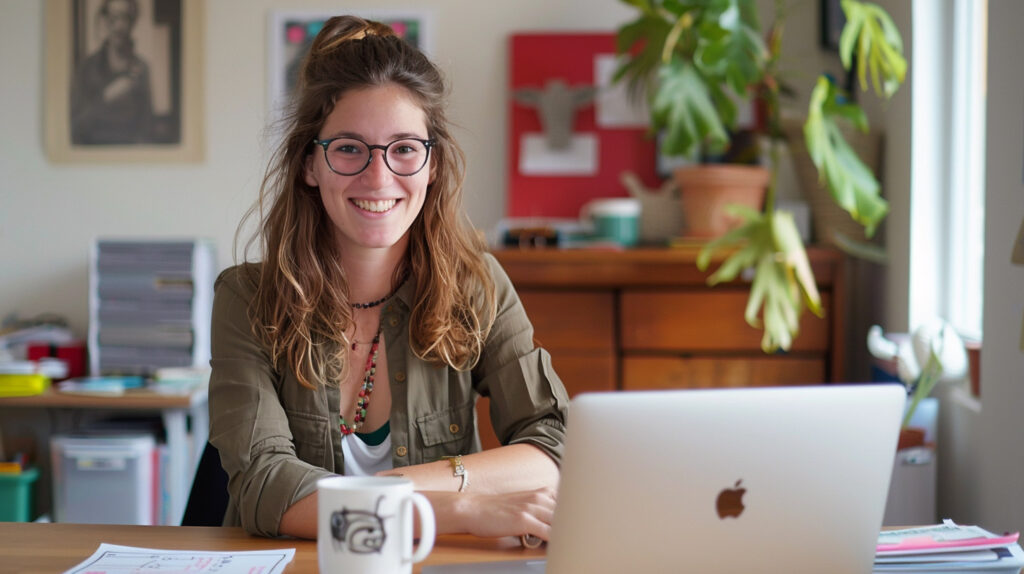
[351,199,398,213]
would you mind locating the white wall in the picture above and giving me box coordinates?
[0,0,635,337]
[977,0,1024,534]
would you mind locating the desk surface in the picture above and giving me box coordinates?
[0,384,207,409]
[0,523,543,573]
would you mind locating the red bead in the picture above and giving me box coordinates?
[359,390,366,397]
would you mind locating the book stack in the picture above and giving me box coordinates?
[874,520,1024,573]
[88,239,216,377]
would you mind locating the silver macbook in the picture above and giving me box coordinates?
[426,384,906,574]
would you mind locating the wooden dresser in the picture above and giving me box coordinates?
[477,246,846,449]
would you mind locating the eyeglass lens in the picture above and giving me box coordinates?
[322,138,430,176]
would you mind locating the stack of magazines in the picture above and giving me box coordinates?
[874,519,1023,573]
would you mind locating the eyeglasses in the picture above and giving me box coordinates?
[312,136,436,177]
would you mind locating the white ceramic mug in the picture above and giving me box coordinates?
[317,476,435,574]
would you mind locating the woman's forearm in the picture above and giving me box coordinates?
[279,490,318,539]
[278,443,559,540]
[377,443,559,494]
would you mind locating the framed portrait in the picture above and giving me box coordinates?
[45,0,204,162]
[267,9,434,120]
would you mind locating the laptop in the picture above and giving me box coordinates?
[425,384,906,574]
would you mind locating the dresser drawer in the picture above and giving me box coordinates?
[622,356,826,389]
[518,291,614,351]
[621,290,831,352]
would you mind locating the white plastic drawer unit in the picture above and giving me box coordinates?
[51,434,156,525]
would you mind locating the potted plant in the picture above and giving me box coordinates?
[613,0,906,352]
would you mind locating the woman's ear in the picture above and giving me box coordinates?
[303,153,319,188]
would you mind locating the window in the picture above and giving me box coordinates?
[909,0,987,341]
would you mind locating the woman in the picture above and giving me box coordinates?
[209,16,569,541]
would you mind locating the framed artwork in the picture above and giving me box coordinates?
[507,33,659,218]
[820,0,846,51]
[44,0,204,163]
[267,9,433,119]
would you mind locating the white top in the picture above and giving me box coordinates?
[341,432,393,476]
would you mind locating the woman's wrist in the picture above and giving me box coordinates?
[422,490,473,535]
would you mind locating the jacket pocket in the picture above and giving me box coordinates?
[284,409,329,468]
[415,399,476,459]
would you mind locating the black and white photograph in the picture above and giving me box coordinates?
[45,0,203,162]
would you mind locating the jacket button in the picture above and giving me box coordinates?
[388,316,399,327]
[394,371,406,382]
[395,446,408,457]
[449,423,460,434]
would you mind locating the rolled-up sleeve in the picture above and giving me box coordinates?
[474,255,570,464]
[208,267,333,537]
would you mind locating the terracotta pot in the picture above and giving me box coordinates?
[672,165,770,238]
[897,427,926,450]
[965,340,981,397]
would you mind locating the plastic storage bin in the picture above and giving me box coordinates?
[0,467,39,522]
[51,434,155,525]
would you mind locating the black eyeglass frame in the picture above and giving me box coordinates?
[312,136,437,177]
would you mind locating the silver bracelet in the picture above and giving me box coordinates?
[444,454,469,492]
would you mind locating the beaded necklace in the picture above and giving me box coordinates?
[340,325,382,436]
[350,294,391,310]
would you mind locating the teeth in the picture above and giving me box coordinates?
[352,199,396,213]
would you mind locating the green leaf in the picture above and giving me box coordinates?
[693,2,766,95]
[838,1,864,69]
[839,0,907,98]
[652,60,730,158]
[805,77,890,236]
[771,211,823,316]
[698,209,821,353]
[622,0,657,10]
[613,15,674,102]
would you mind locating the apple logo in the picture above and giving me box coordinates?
[716,479,746,519]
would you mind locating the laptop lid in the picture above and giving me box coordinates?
[543,384,906,574]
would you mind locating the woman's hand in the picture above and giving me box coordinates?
[425,486,557,541]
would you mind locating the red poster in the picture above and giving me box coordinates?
[507,33,659,218]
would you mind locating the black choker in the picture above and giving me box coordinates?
[351,294,391,309]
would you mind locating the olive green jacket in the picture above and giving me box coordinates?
[208,254,569,537]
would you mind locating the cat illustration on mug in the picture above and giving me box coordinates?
[331,495,389,554]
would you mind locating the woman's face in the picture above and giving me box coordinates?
[304,83,431,256]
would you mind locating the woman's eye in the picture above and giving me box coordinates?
[332,144,362,154]
[394,145,416,154]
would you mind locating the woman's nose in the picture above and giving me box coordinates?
[360,150,393,186]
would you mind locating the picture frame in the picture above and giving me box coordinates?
[44,0,204,163]
[820,0,845,52]
[267,9,434,120]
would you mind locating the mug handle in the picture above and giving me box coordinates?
[403,492,435,564]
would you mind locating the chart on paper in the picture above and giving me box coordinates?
[63,544,295,574]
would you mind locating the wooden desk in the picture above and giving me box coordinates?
[0,385,209,525]
[0,522,542,573]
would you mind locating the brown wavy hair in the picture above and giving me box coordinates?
[239,15,496,388]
